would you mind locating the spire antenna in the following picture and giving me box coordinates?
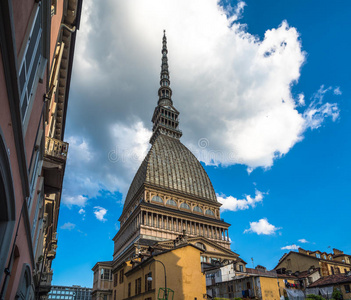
[149,31,182,144]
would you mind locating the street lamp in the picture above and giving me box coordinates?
[147,259,168,300]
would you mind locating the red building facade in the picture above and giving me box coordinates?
[0,0,82,298]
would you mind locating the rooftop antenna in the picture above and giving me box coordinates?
[251,257,254,268]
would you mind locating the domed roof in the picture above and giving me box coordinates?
[124,134,217,209]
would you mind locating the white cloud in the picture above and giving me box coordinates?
[78,208,85,214]
[218,190,264,212]
[333,87,342,95]
[297,93,305,106]
[63,195,88,207]
[281,244,300,250]
[62,0,341,205]
[303,85,340,130]
[60,222,76,230]
[298,238,309,243]
[244,218,281,235]
[94,206,107,222]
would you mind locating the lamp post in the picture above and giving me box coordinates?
[147,259,167,300]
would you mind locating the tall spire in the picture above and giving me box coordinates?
[158,30,172,106]
[150,31,182,144]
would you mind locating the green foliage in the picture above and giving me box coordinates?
[234,298,242,300]
[306,295,325,300]
[332,288,343,300]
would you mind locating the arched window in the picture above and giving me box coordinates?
[0,133,16,284]
[17,265,34,299]
[193,206,202,213]
[166,199,177,207]
[195,242,206,251]
[151,196,163,204]
[205,209,214,216]
[180,202,190,210]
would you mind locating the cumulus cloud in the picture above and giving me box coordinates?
[60,222,76,230]
[94,206,107,222]
[244,218,281,235]
[62,0,341,205]
[298,239,309,243]
[217,190,264,212]
[78,208,86,220]
[281,244,300,250]
[63,195,88,207]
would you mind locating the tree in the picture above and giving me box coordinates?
[332,288,343,300]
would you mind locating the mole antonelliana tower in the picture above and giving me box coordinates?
[111,31,239,266]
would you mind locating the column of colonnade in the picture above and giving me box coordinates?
[139,211,230,241]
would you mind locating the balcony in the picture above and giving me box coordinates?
[43,137,69,192]
[47,249,56,260]
[37,269,53,296]
[45,137,68,160]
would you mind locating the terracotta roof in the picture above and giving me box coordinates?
[124,134,217,209]
[308,274,351,287]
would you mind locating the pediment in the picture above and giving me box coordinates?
[155,236,239,260]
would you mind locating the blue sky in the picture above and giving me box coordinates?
[52,0,351,287]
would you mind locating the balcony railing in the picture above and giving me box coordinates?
[45,137,68,160]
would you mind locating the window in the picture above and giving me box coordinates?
[205,209,214,216]
[128,282,131,297]
[113,291,116,300]
[19,3,43,123]
[345,284,350,293]
[329,256,333,260]
[113,273,118,286]
[180,202,190,210]
[323,255,326,259]
[135,277,141,295]
[166,199,177,206]
[51,0,57,16]
[193,206,202,213]
[152,195,163,203]
[145,272,152,291]
[316,253,321,258]
[119,269,124,283]
[17,266,33,299]
[239,265,244,272]
[101,268,112,280]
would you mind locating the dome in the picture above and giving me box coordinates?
[124,134,217,209]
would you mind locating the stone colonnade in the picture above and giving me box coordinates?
[139,211,230,241]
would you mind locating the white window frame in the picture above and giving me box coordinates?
[19,3,43,124]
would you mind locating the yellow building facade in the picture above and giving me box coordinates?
[93,244,206,300]
[275,248,351,277]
